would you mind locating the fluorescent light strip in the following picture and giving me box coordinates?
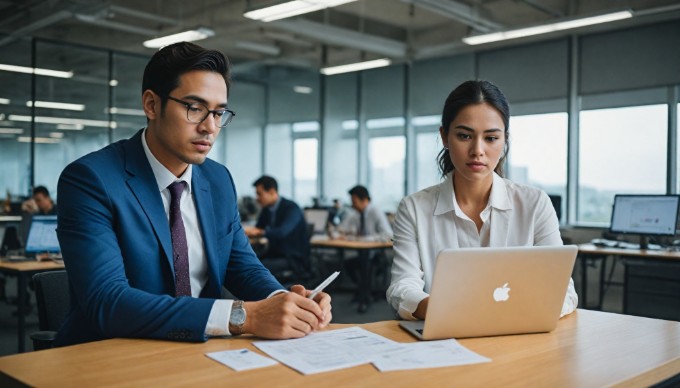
[27,100,85,111]
[292,121,320,132]
[293,86,312,94]
[366,117,405,129]
[106,107,146,116]
[49,132,64,139]
[462,10,633,45]
[0,98,10,104]
[321,58,391,75]
[0,128,23,134]
[57,124,84,130]
[8,115,116,129]
[17,136,61,144]
[342,120,358,130]
[0,64,73,78]
[245,0,357,22]
[143,28,215,49]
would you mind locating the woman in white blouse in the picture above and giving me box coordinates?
[386,80,578,320]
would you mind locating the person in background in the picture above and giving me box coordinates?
[244,176,311,280]
[386,80,578,320]
[55,42,331,347]
[21,186,57,215]
[327,198,346,230]
[338,185,393,242]
[336,185,393,313]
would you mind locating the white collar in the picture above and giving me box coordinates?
[141,128,193,193]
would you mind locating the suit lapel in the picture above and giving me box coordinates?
[192,167,220,297]
[124,130,174,269]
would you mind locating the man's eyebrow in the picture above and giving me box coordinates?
[181,95,228,108]
[453,125,502,133]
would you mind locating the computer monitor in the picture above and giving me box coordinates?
[304,208,330,235]
[609,194,680,249]
[24,215,60,254]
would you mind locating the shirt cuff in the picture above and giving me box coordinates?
[206,299,232,337]
[205,291,287,337]
[397,289,429,320]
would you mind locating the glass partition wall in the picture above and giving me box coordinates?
[1,22,679,227]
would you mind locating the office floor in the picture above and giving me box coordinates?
[0,258,624,357]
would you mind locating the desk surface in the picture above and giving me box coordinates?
[311,237,393,249]
[1,309,679,387]
[578,243,680,260]
[0,259,64,273]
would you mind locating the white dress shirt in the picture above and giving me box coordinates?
[386,172,578,320]
[141,129,231,336]
[338,203,393,241]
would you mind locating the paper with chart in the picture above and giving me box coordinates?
[253,326,404,374]
[371,339,491,372]
[206,348,279,371]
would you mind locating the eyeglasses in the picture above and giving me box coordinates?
[167,95,235,128]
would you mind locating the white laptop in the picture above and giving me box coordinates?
[400,245,577,340]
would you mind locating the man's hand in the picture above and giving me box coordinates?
[244,226,264,238]
[290,284,332,328]
[242,287,332,339]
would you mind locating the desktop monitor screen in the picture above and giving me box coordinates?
[304,208,329,234]
[609,195,680,236]
[24,215,60,253]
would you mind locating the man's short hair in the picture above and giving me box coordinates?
[142,42,231,110]
[348,185,370,201]
[32,185,50,198]
[253,175,278,192]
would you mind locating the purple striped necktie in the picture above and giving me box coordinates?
[168,181,191,297]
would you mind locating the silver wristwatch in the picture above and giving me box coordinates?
[229,300,246,335]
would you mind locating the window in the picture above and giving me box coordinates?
[226,124,262,198]
[368,136,405,211]
[508,113,568,221]
[412,115,443,191]
[294,138,318,207]
[578,104,667,224]
[264,123,293,198]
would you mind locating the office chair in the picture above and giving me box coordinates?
[30,270,70,351]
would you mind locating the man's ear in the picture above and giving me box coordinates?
[142,90,160,120]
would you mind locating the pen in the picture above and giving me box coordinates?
[308,271,340,299]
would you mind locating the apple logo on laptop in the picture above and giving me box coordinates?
[493,283,511,302]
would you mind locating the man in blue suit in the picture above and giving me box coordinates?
[55,42,331,347]
[244,176,311,280]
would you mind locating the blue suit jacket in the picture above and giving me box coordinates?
[55,130,283,346]
[256,197,310,264]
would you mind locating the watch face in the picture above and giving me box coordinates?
[231,308,246,325]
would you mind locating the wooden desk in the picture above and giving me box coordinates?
[1,310,679,386]
[0,260,65,353]
[577,244,680,311]
[311,238,392,312]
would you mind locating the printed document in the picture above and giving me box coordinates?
[253,326,404,374]
[372,339,491,372]
[206,348,279,371]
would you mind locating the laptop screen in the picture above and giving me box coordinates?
[24,215,60,253]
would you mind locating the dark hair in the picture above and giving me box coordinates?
[253,175,278,192]
[32,185,50,197]
[142,42,231,111]
[348,185,370,201]
[438,80,510,178]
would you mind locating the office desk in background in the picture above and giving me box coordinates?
[577,244,680,313]
[0,310,679,386]
[0,260,65,353]
[311,237,393,313]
